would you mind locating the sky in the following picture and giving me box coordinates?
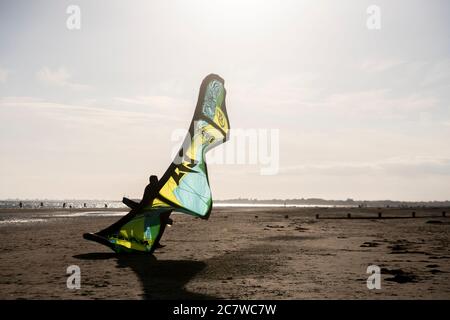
[0,0,449,201]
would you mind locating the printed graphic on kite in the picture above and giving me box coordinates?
[83,74,230,253]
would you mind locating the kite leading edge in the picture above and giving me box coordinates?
[83,74,230,253]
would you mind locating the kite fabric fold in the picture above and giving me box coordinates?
[83,74,230,253]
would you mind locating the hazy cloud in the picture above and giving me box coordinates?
[0,67,8,83]
[421,59,450,88]
[114,95,190,111]
[36,67,90,90]
[324,90,438,119]
[0,96,175,127]
[360,59,405,73]
[280,157,450,177]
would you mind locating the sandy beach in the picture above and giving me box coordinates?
[0,207,449,299]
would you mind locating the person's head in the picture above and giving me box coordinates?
[149,175,158,184]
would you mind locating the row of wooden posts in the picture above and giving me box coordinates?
[316,211,447,219]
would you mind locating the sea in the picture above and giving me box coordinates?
[0,200,351,210]
[0,200,351,226]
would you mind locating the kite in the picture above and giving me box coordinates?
[83,74,230,253]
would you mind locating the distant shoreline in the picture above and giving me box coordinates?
[1,198,450,209]
[216,198,450,207]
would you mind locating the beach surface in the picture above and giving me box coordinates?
[0,207,449,299]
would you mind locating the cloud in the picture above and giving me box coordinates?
[360,59,405,73]
[114,95,190,111]
[232,75,437,122]
[421,59,450,88]
[36,66,90,90]
[0,96,174,126]
[279,157,450,177]
[230,73,323,119]
[322,89,438,119]
[0,67,8,83]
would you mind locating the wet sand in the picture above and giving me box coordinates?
[0,207,449,299]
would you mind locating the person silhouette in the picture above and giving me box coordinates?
[122,175,159,210]
[140,175,159,207]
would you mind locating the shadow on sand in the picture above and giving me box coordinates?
[74,252,215,299]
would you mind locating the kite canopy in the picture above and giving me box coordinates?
[84,74,230,253]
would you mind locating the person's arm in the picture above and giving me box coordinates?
[122,197,139,209]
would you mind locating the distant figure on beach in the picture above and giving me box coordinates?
[104,203,108,208]
[63,202,66,208]
[83,203,87,208]
[40,202,44,208]
[19,202,23,208]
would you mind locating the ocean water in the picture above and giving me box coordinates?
[0,200,350,210]
[0,210,129,226]
[0,200,349,226]
[0,200,127,209]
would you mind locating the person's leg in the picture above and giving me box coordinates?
[154,211,172,249]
